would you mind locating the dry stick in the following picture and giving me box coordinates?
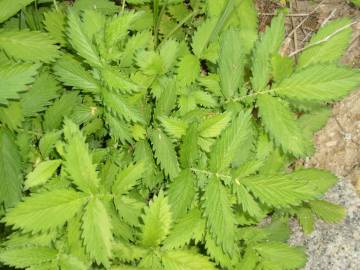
[260,13,310,17]
[321,8,337,26]
[289,21,358,57]
[290,1,298,53]
[286,0,326,39]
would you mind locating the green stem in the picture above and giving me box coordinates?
[162,9,199,42]
[153,0,168,48]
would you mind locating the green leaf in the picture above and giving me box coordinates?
[53,55,100,94]
[162,250,217,270]
[179,123,199,168]
[273,65,360,103]
[21,72,60,117]
[191,19,217,58]
[64,119,100,194]
[150,129,180,179]
[289,168,337,194]
[209,111,252,172]
[112,162,145,196]
[254,242,306,270]
[237,249,258,270]
[43,8,66,46]
[164,209,205,249]
[67,9,102,67]
[105,11,139,49]
[203,178,237,255]
[309,200,345,223]
[257,94,307,157]
[219,29,244,98]
[233,183,263,219]
[177,54,200,85]
[198,112,232,138]
[251,15,285,91]
[296,207,314,235]
[298,18,353,68]
[242,174,318,208]
[159,116,188,139]
[82,198,113,267]
[0,0,34,23]
[4,189,87,233]
[73,0,118,14]
[24,160,62,190]
[271,54,294,83]
[0,30,59,62]
[101,66,141,94]
[0,63,40,105]
[102,90,144,123]
[232,0,258,54]
[167,169,196,219]
[0,246,57,268]
[0,128,22,208]
[59,254,88,270]
[160,39,179,72]
[141,191,172,247]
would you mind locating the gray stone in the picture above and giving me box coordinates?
[289,178,360,270]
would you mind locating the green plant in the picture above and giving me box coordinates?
[0,0,358,269]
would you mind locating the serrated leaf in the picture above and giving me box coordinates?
[0,0,34,23]
[21,72,60,117]
[0,128,22,208]
[24,160,62,190]
[0,63,40,105]
[251,15,285,91]
[112,162,144,196]
[43,8,66,46]
[141,191,172,247]
[0,246,57,268]
[209,111,252,172]
[4,189,87,233]
[53,55,100,94]
[82,198,113,267]
[164,209,205,249]
[254,242,306,270]
[43,92,81,131]
[64,119,100,194]
[198,112,232,138]
[67,9,102,67]
[257,94,307,157]
[219,28,244,98]
[296,207,314,235]
[160,39,179,72]
[102,90,144,123]
[242,174,318,208]
[192,19,216,58]
[150,129,180,179]
[59,254,88,270]
[309,200,345,223]
[101,66,141,94]
[273,65,360,103]
[203,178,236,255]
[167,169,196,219]
[159,116,188,139]
[179,123,199,168]
[299,18,353,68]
[177,54,200,85]
[233,183,263,219]
[289,168,337,194]
[0,30,59,62]
[162,250,217,270]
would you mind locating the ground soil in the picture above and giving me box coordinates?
[258,0,360,191]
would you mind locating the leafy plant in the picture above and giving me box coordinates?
[0,0,358,269]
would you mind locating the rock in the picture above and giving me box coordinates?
[289,178,360,270]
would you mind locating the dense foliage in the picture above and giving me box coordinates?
[0,0,359,269]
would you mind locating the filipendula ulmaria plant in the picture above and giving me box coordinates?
[0,0,359,269]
